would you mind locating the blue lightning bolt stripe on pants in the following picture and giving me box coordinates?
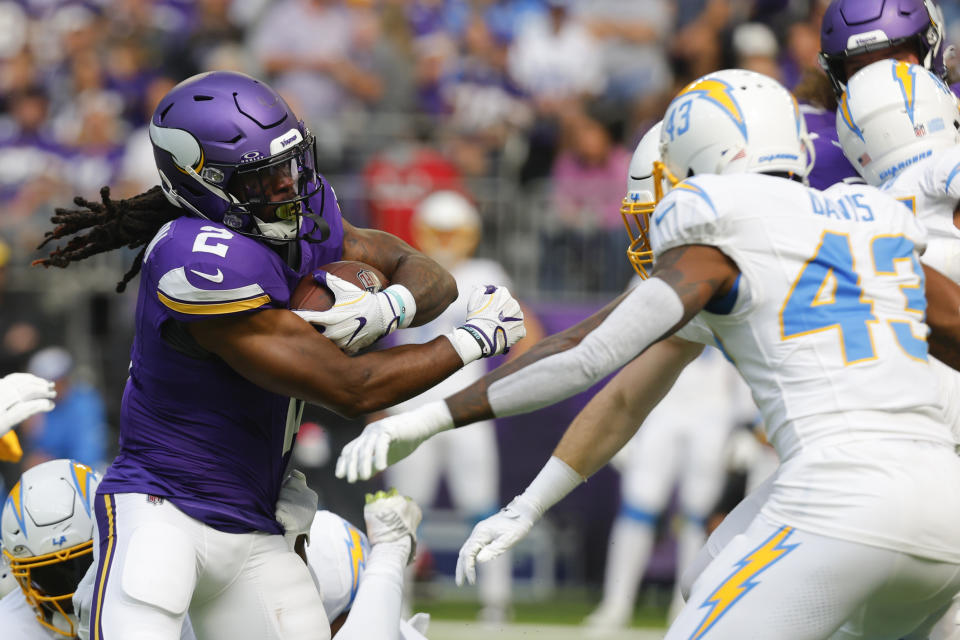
[666,513,960,640]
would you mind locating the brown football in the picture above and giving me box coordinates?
[290,261,388,312]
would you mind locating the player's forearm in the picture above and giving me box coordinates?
[924,263,960,371]
[553,336,704,477]
[341,223,457,325]
[387,253,458,325]
[445,290,632,425]
[447,278,685,425]
[338,339,465,415]
[334,540,410,639]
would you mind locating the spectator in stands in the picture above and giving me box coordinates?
[507,0,605,182]
[731,21,782,81]
[577,0,673,114]
[542,111,631,294]
[0,86,69,242]
[440,15,532,177]
[21,346,107,471]
[249,0,385,164]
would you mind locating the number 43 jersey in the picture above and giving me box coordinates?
[98,197,344,534]
[650,173,951,462]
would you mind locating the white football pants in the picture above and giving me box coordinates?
[669,513,960,640]
[87,492,329,640]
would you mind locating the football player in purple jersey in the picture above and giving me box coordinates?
[801,0,953,189]
[33,70,525,640]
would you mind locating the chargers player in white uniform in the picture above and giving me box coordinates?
[382,190,543,623]
[678,58,960,639]
[337,69,960,638]
[585,123,760,633]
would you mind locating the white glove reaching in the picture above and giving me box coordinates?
[336,401,453,483]
[292,273,415,354]
[456,494,540,586]
[275,470,318,552]
[364,488,423,564]
[73,553,97,640]
[0,373,55,437]
[446,285,525,364]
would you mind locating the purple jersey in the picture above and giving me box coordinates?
[802,104,859,190]
[98,184,345,533]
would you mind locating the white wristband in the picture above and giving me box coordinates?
[445,327,484,365]
[383,284,416,329]
[519,456,585,516]
[404,400,455,439]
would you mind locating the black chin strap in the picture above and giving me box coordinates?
[298,180,330,244]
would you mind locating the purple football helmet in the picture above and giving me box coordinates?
[149,71,323,242]
[819,0,946,97]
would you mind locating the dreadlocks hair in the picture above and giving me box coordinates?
[34,185,182,293]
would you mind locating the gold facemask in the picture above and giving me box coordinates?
[4,541,93,637]
[620,160,679,279]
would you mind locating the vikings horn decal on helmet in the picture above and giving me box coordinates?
[658,69,814,185]
[819,0,947,97]
[838,59,960,186]
[1,459,100,637]
[149,70,329,243]
[622,122,663,279]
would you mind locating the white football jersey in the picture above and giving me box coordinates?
[881,145,960,442]
[882,144,960,282]
[651,172,947,458]
[650,172,960,562]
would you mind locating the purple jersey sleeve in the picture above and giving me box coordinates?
[143,218,289,324]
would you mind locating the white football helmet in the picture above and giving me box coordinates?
[304,511,370,624]
[621,121,663,279]
[1,459,100,637]
[837,59,960,186]
[411,190,481,269]
[658,69,814,185]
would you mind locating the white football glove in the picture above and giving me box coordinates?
[0,373,55,437]
[73,558,97,640]
[336,401,453,483]
[275,470,318,552]
[446,285,526,364]
[292,273,416,354]
[456,494,540,586]
[364,488,423,564]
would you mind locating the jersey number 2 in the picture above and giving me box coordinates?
[780,232,927,364]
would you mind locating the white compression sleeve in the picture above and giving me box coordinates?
[487,277,684,417]
[334,539,411,640]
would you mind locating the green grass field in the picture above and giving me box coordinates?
[415,596,670,639]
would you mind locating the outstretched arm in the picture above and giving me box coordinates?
[924,263,960,370]
[446,244,736,425]
[552,335,705,478]
[335,244,739,482]
[453,335,703,585]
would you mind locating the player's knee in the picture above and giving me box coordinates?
[120,523,197,616]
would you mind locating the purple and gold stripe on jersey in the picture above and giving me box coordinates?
[157,267,271,315]
[690,525,800,639]
[92,494,117,640]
